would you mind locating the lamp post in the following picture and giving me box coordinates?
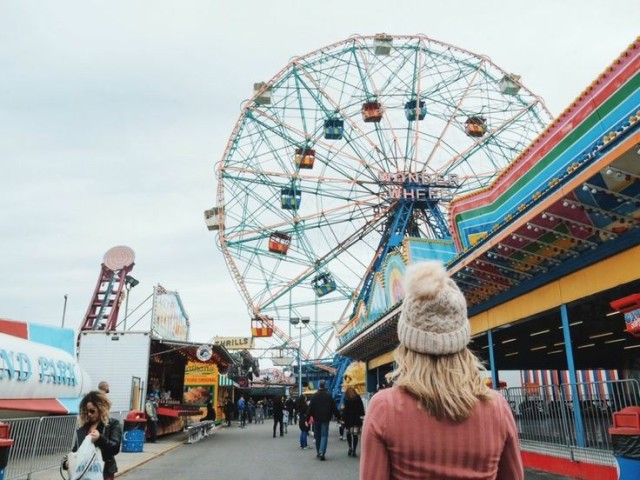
[123,275,139,330]
[290,316,310,396]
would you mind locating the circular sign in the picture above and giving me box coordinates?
[103,246,136,271]
[196,345,213,362]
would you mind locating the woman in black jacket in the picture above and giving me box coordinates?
[272,395,284,437]
[342,387,365,457]
[297,395,310,449]
[69,390,122,479]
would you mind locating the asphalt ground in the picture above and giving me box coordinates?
[21,420,579,479]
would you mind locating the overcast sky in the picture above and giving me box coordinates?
[1,0,638,346]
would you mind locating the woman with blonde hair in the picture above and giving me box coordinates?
[65,390,122,480]
[360,261,523,480]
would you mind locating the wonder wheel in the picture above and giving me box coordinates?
[213,34,552,359]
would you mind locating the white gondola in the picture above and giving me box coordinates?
[204,207,224,231]
[500,74,521,95]
[374,34,393,56]
[254,82,272,105]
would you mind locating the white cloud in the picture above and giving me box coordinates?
[1,0,638,348]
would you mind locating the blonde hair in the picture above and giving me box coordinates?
[386,344,491,422]
[78,390,112,426]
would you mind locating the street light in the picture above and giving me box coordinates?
[290,316,310,396]
[123,275,139,330]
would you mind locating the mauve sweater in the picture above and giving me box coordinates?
[360,387,523,480]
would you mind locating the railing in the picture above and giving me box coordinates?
[502,378,640,466]
[1,411,128,480]
[360,378,639,467]
[1,415,77,480]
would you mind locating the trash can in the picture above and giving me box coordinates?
[609,406,640,479]
[0,422,14,480]
[122,410,147,453]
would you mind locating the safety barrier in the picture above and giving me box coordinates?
[186,420,215,444]
[502,378,640,466]
[1,415,77,480]
[0,411,128,480]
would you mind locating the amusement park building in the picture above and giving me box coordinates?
[337,37,640,479]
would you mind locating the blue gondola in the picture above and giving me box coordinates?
[324,119,344,140]
[311,272,336,297]
[404,100,427,121]
[280,188,301,209]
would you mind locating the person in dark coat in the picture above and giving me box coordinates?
[272,395,284,437]
[308,380,339,460]
[201,399,216,422]
[297,394,310,449]
[224,397,234,426]
[64,390,122,480]
[342,387,365,457]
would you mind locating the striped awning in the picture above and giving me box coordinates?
[218,374,239,388]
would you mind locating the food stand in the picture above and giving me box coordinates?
[78,286,235,436]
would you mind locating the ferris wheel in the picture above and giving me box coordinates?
[212,34,552,359]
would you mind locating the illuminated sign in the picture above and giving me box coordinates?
[624,309,640,337]
[184,361,217,385]
[378,172,460,201]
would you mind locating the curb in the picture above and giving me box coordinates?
[115,442,184,477]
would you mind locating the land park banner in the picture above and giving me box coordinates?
[213,336,254,350]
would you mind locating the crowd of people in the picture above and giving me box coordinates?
[64,260,524,479]
[215,261,524,479]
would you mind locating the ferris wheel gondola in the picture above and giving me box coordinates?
[213,34,552,358]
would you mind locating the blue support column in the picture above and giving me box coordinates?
[561,303,586,447]
[487,329,498,389]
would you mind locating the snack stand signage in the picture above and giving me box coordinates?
[610,293,640,337]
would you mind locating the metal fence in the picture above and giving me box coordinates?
[502,378,640,466]
[2,415,77,480]
[1,411,128,480]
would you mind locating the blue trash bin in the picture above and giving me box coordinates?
[609,406,640,479]
[122,411,147,453]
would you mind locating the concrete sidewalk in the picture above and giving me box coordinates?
[19,425,578,480]
[21,431,188,480]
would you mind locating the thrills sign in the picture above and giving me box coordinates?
[213,337,254,350]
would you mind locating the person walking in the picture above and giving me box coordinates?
[285,396,295,425]
[297,394,310,449]
[360,261,524,480]
[144,393,159,443]
[63,390,122,480]
[308,379,339,461]
[224,397,234,427]
[282,396,289,434]
[256,400,265,424]
[342,387,365,457]
[237,395,246,428]
[272,395,285,437]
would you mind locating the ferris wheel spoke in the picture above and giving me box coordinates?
[255,208,388,311]
[422,59,486,171]
[292,60,389,179]
[441,101,548,175]
[217,35,552,357]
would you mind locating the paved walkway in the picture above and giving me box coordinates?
[19,422,577,479]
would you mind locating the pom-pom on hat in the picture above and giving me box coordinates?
[397,261,470,355]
